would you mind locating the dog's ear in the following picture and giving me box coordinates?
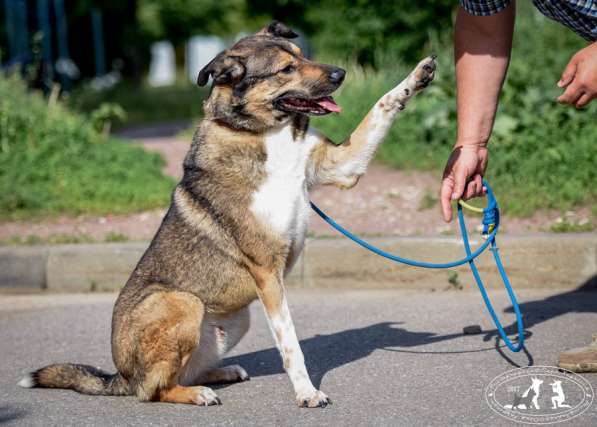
[197,53,245,87]
[256,21,298,39]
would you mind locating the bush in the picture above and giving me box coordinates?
[247,0,454,66]
[69,80,207,128]
[313,3,596,216]
[0,75,175,220]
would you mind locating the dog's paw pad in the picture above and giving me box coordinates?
[413,56,437,89]
[297,390,331,408]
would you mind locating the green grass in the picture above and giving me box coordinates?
[0,75,176,220]
[1,234,94,245]
[69,79,207,128]
[104,232,130,242]
[549,217,594,233]
[0,232,132,245]
[312,2,597,217]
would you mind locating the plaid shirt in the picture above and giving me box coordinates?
[459,0,597,41]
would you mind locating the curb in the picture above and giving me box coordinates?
[0,234,595,292]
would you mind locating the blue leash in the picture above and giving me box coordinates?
[310,180,525,352]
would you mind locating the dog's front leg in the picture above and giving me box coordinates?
[310,56,436,188]
[252,268,329,408]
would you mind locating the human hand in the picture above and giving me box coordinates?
[440,145,488,222]
[557,42,597,108]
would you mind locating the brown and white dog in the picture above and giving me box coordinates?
[19,22,436,408]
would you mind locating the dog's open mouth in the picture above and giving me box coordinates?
[276,95,342,116]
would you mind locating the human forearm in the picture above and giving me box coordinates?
[440,3,516,222]
[454,3,515,146]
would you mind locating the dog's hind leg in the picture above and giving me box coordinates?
[129,291,221,405]
[180,306,251,386]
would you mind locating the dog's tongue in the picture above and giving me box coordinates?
[316,96,342,113]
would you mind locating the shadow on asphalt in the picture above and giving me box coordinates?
[484,275,597,345]
[225,276,596,388]
[0,405,28,424]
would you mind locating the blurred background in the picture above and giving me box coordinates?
[0,0,595,244]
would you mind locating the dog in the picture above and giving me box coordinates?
[18,22,436,408]
[505,377,543,410]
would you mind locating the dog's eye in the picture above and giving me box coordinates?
[280,65,296,74]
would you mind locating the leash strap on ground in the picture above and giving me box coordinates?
[310,180,525,352]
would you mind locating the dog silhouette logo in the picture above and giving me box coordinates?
[504,377,544,410]
[485,366,593,424]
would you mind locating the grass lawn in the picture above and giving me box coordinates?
[0,75,176,220]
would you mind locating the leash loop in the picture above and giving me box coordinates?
[310,179,524,352]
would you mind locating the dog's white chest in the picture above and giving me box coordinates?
[250,125,316,242]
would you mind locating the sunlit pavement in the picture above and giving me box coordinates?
[1,288,596,426]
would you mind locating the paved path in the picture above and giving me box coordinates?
[1,289,596,426]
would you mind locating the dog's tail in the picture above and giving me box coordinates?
[17,363,131,396]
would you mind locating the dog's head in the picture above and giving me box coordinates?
[198,21,345,132]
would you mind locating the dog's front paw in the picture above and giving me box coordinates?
[297,390,332,408]
[191,386,222,406]
[413,55,437,89]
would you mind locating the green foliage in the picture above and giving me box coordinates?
[90,103,127,135]
[138,0,249,45]
[305,0,453,65]
[132,0,454,67]
[313,3,597,216]
[247,0,454,66]
[0,75,175,220]
[69,80,206,128]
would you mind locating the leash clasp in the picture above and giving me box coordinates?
[458,179,499,240]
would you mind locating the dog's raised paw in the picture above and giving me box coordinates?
[297,390,332,408]
[191,386,221,406]
[413,55,437,89]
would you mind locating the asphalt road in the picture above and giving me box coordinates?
[1,288,596,426]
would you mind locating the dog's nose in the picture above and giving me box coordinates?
[329,68,346,85]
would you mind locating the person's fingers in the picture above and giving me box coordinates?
[558,58,577,88]
[557,82,583,105]
[463,174,484,200]
[575,92,593,109]
[451,166,468,201]
[463,180,478,200]
[473,174,484,197]
[440,175,455,222]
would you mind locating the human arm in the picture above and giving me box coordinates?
[557,42,597,108]
[440,2,515,222]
